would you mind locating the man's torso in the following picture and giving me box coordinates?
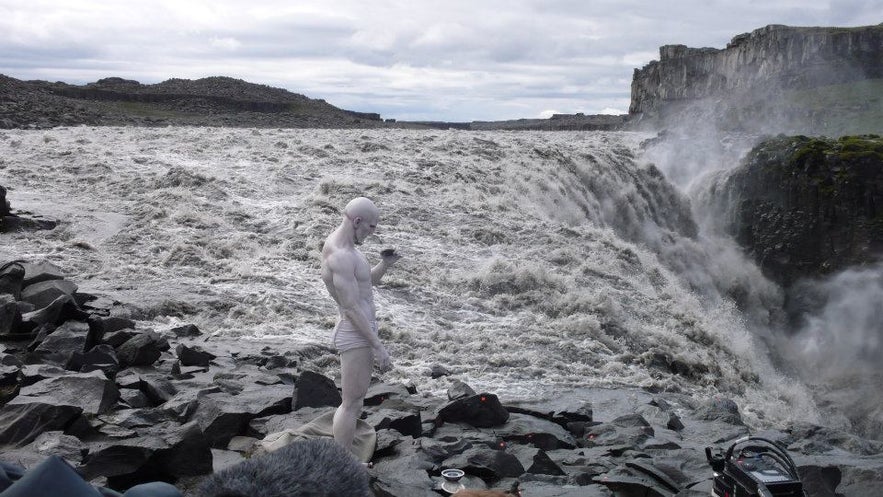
[321,244,375,321]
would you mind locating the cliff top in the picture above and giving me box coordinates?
[655,23,883,62]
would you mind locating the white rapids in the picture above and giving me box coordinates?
[0,126,821,430]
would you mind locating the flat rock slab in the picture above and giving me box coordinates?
[0,402,83,447]
[20,279,78,310]
[20,261,65,286]
[11,370,119,416]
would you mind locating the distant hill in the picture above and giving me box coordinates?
[0,75,386,129]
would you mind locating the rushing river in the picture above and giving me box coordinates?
[0,126,834,431]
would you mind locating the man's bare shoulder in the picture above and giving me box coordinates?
[323,245,358,272]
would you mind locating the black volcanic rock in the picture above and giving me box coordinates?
[0,185,10,217]
[438,393,509,428]
[0,261,25,299]
[715,135,883,286]
[291,370,341,410]
[115,330,169,367]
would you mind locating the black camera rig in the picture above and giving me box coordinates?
[705,437,805,497]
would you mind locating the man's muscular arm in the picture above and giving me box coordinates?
[371,251,401,285]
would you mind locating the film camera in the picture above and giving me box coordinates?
[706,437,805,497]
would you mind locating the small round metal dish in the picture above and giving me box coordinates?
[441,468,465,482]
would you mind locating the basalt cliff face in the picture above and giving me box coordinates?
[711,135,883,287]
[629,24,883,135]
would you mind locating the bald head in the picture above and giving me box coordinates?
[344,197,379,222]
[343,197,379,245]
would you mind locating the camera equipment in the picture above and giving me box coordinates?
[380,248,396,257]
[706,437,805,497]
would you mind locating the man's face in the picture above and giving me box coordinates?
[354,215,378,245]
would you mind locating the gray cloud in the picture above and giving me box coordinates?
[0,0,875,121]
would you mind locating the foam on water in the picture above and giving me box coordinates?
[0,126,820,429]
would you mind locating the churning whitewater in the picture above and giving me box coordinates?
[0,126,818,430]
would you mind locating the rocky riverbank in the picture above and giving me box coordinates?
[1,257,882,497]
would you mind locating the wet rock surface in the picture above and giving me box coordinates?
[716,134,883,286]
[0,260,881,496]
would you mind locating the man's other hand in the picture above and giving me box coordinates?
[374,344,392,372]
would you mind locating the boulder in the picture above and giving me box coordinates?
[373,428,403,457]
[695,397,743,425]
[102,328,139,347]
[0,215,57,232]
[0,293,22,336]
[0,185,8,216]
[23,431,88,464]
[71,344,120,376]
[170,323,202,337]
[0,261,25,299]
[12,370,119,416]
[0,402,83,446]
[32,319,90,365]
[509,445,566,475]
[211,448,246,472]
[491,413,577,450]
[175,343,216,367]
[438,393,509,428]
[506,397,593,426]
[20,279,78,310]
[797,464,841,497]
[291,370,341,410]
[418,436,474,463]
[194,384,292,447]
[79,436,167,481]
[115,330,169,367]
[429,364,452,378]
[120,389,152,409]
[79,420,211,488]
[138,374,179,405]
[584,414,655,450]
[247,406,335,437]
[0,363,21,404]
[20,294,84,328]
[87,316,136,347]
[447,379,477,401]
[18,363,67,387]
[20,261,65,286]
[364,399,423,438]
[370,450,438,497]
[441,446,525,480]
[143,420,214,480]
[365,382,415,406]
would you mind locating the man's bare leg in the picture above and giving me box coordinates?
[333,347,374,454]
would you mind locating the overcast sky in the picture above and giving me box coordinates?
[0,1,878,121]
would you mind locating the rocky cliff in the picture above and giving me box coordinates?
[629,24,883,135]
[714,134,883,286]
